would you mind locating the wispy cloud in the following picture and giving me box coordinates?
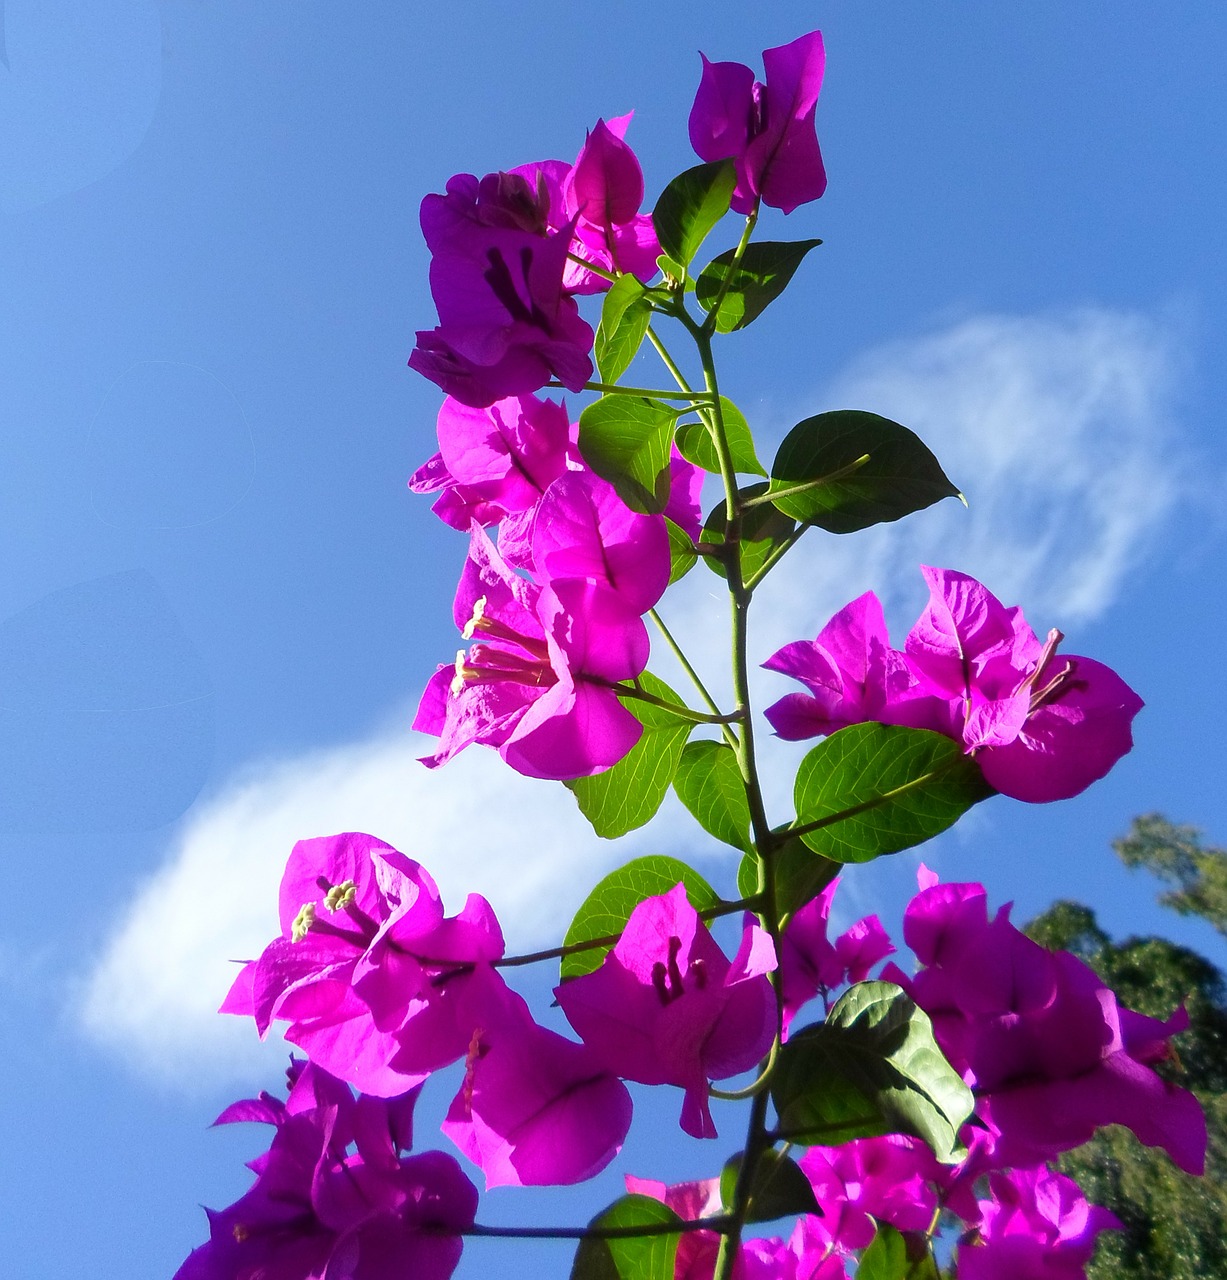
[79,307,1186,1089]
[77,722,718,1089]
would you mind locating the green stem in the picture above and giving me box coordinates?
[646,324,695,395]
[700,204,759,336]
[738,455,871,509]
[742,524,808,594]
[648,607,739,751]
[708,1038,778,1100]
[786,759,960,842]
[493,899,757,969]
[564,252,618,282]
[614,682,742,725]
[686,323,782,1280]
[547,378,711,401]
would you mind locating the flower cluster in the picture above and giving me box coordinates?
[410,456,687,778]
[764,567,1144,801]
[885,867,1207,1174]
[407,111,661,408]
[220,832,634,1190]
[174,26,1206,1280]
[174,1059,477,1280]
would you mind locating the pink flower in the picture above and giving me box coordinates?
[441,974,632,1187]
[763,567,1144,802]
[957,1165,1121,1280]
[903,567,1145,801]
[408,393,578,540]
[413,524,654,779]
[409,171,594,407]
[221,833,505,1096]
[778,878,894,1035]
[798,1136,940,1252]
[763,591,921,742]
[887,873,1207,1174]
[512,113,661,293]
[175,1060,477,1280]
[688,31,828,215]
[555,884,777,1138]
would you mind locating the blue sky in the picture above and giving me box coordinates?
[4,3,1227,1276]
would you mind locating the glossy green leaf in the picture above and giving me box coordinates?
[674,739,752,853]
[665,517,697,585]
[561,854,718,981]
[720,1149,821,1224]
[652,161,736,269]
[771,980,975,1161]
[858,1224,940,1280]
[857,1224,909,1280]
[737,835,840,922]
[567,672,692,839]
[701,482,798,584]
[791,724,993,863]
[569,1195,683,1280]
[674,396,766,477]
[595,275,654,384]
[695,238,822,332]
[769,410,962,533]
[579,395,676,514]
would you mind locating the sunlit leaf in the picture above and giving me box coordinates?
[568,672,692,838]
[791,724,993,862]
[652,161,737,270]
[769,410,961,533]
[561,855,720,981]
[674,739,752,853]
[772,981,974,1161]
[695,238,822,332]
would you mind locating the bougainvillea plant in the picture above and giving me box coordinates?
[175,29,1206,1280]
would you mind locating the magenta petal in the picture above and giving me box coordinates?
[501,673,642,779]
[977,655,1144,801]
[751,31,828,214]
[566,117,646,228]
[689,55,755,166]
[442,984,631,1187]
[532,471,670,612]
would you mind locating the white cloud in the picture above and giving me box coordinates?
[77,721,721,1089]
[79,307,1184,1089]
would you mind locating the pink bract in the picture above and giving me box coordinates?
[888,873,1207,1174]
[221,833,504,1097]
[409,171,594,407]
[555,884,777,1138]
[441,974,632,1187]
[688,31,828,215]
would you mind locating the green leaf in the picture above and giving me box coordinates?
[791,724,993,863]
[567,672,692,839]
[701,482,797,583]
[695,238,823,333]
[771,980,975,1161]
[569,1195,683,1280]
[665,517,697,585]
[560,854,720,981]
[737,835,841,922]
[857,1224,940,1280]
[652,161,737,269]
[674,396,766,477]
[595,275,654,384]
[720,1149,821,1224]
[857,1224,909,1280]
[769,410,962,533]
[579,395,676,514]
[674,740,752,853]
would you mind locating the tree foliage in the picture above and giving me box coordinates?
[1025,815,1227,1280]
